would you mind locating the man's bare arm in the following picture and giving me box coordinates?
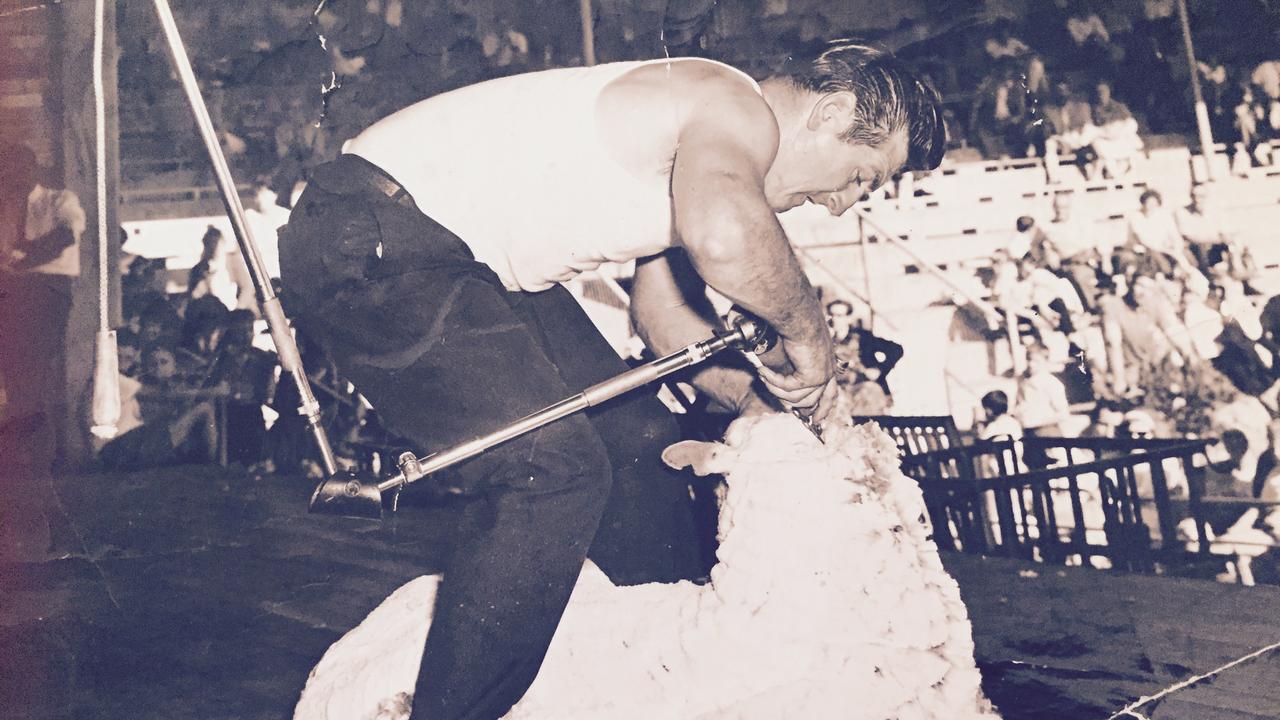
[670,76,836,417]
[631,250,775,416]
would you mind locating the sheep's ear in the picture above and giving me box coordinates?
[662,440,726,476]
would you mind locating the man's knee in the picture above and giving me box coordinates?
[497,414,613,498]
[593,395,682,468]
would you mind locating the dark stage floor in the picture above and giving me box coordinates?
[2,465,1279,719]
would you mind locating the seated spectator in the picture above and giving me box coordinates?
[1039,192,1110,311]
[1015,344,1072,438]
[1176,183,1232,267]
[1044,82,1101,180]
[827,299,903,402]
[1176,277,1225,363]
[187,225,253,311]
[136,294,183,355]
[995,252,1088,342]
[970,69,1027,159]
[1098,276,1186,397]
[1175,183,1259,290]
[1211,320,1274,398]
[121,253,169,321]
[181,294,231,359]
[978,389,1023,441]
[984,20,1031,62]
[1233,85,1275,170]
[98,345,224,470]
[204,310,276,466]
[1118,189,1203,280]
[1010,216,1039,259]
[1090,81,1143,178]
[976,389,1024,477]
[1015,344,1074,465]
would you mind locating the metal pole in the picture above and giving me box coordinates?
[151,0,339,476]
[1176,0,1216,180]
[378,318,767,493]
[579,0,596,66]
[853,208,1006,323]
[857,214,876,332]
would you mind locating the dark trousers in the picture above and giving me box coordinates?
[0,271,71,470]
[279,155,700,720]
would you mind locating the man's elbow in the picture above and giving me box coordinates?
[680,212,753,269]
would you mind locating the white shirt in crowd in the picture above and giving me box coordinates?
[1126,209,1184,258]
[7,184,86,277]
[1015,369,1071,431]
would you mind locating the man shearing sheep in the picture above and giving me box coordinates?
[278,42,943,720]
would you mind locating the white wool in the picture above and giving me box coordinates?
[295,415,999,720]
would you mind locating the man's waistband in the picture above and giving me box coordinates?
[313,154,418,211]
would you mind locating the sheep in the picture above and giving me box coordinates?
[294,414,1000,720]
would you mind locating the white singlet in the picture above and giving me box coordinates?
[344,58,761,293]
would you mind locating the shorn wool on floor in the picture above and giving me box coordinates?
[294,414,999,720]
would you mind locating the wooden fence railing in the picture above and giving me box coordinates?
[863,416,1273,578]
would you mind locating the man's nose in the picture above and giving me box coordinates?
[824,187,861,216]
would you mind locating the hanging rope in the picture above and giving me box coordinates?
[93,0,107,332]
[90,0,120,438]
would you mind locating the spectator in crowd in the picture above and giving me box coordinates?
[1233,85,1274,171]
[1090,80,1143,178]
[1250,58,1280,106]
[976,388,1024,480]
[0,142,85,469]
[1044,81,1100,180]
[122,252,169,319]
[1176,183,1234,269]
[994,251,1087,343]
[984,20,1031,62]
[1015,343,1073,464]
[1039,191,1109,311]
[99,345,224,470]
[970,69,1026,159]
[187,225,254,311]
[204,310,276,466]
[978,389,1023,441]
[827,298,903,404]
[1119,189,1202,280]
[1010,215,1042,259]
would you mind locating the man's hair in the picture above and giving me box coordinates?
[776,41,945,170]
[1016,215,1036,233]
[1139,188,1162,205]
[980,390,1009,417]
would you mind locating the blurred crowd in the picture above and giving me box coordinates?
[958,15,1279,177]
[101,223,402,477]
[960,180,1280,507]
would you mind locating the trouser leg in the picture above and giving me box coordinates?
[296,272,614,720]
[502,287,704,584]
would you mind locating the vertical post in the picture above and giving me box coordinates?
[579,0,596,66]
[150,0,338,477]
[1176,0,1216,180]
[857,215,875,331]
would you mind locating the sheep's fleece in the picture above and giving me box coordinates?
[294,414,1000,720]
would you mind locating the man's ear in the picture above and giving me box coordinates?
[806,91,857,133]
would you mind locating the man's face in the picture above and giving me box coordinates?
[1052,194,1072,221]
[765,92,908,216]
[1191,185,1212,211]
[147,349,177,380]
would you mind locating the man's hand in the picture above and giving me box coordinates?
[755,336,839,423]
